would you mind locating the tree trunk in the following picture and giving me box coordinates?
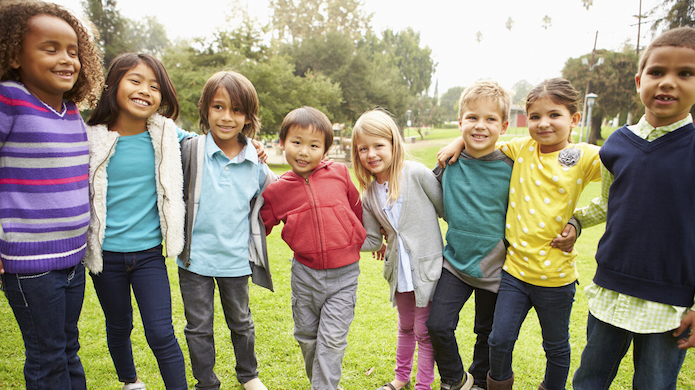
[588,114,603,144]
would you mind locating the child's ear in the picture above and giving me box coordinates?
[570,112,582,127]
[500,121,509,135]
[10,57,20,70]
[279,139,285,150]
[635,73,642,92]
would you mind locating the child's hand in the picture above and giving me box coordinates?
[251,139,268,163]
[550,224,576,252]
[373,243,387,261]
[437,137,465,167]
[0,258,3,274]
[675,310,695,349]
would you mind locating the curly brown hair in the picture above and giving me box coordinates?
[0,1,104,107]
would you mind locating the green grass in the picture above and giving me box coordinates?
[1,128,693,389]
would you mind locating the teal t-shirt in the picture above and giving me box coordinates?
[102,131,161,252]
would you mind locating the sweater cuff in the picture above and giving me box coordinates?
[568,216,582,238]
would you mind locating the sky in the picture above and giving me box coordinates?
[52,0,664,96]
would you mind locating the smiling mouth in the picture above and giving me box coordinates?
[131,98,150,106]
[471,134,487,139]
[656,95,676,101]
[54,70,74,77]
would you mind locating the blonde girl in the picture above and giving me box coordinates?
[0,2,103,388]
[354,109,445,390]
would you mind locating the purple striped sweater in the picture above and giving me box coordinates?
[0,81,89,273]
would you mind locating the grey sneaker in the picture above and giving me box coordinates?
[441,372,474,390]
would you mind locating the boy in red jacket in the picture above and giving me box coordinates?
[261,106,366,390]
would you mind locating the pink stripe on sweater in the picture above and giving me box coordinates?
[0,174,87,185]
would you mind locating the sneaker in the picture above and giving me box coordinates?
[441,372,474,390]
[122,382,146,390]
[242,378,268,390]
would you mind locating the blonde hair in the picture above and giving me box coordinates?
[352,109,410,204]
[458,80,511,123]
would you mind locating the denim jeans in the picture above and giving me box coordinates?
[572,312,687,390]
[1,262,86,390]
[178,267,259,389]
[488,272,575,390]
[91,246,187,389]
[427,268,497,389]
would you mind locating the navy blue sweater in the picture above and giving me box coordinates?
[595,123,695,307]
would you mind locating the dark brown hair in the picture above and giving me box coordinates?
[279,106,333,153]
[198,71,260,139]
[87,53,179,126]
[638,27,695,75]
[0,1,103,107]
[525,78,581,116]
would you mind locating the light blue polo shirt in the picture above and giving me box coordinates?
[178,133,268,277]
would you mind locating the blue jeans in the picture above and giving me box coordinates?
[178,267,259,389]
[91,246,187,389]
[427,268,497,389]
[1,262,86,390]
[488,272,575,390]
[572,312,687,390]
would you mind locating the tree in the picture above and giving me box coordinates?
[269,0,372,43]
[511,79,532,105]
[82,0,169,67]
[651,0,695,32]
[562,48,640,143]
[439,86,465,123]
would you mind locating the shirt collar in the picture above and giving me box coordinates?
[205,132,258,164]
[630,114,693,139]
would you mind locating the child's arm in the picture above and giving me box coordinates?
[675,309,695,349]
[0,258,3,274]
[550,223,577,252]
[436,137,465,167]
[260,190,281,235]
[361,203,386,253]
[573,163,612,228]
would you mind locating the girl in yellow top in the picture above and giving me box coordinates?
[440,78,600,390]
[491,79,600,390]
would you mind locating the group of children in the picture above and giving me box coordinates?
[0,1,693,390]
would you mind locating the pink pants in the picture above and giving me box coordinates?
[394,292,435,390]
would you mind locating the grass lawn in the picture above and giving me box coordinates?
[1,128,693,389]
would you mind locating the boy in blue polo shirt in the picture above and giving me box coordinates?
[177,71,273,390]
[572,27,695,390]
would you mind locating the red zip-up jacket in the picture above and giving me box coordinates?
[261,161,366,270]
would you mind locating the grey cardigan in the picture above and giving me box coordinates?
[361,161,445,307]
[179,136,276,291]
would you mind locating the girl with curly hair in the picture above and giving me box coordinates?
[0,1,103,389]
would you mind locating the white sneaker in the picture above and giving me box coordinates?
[122,382,146,390]
[242,378,268,390]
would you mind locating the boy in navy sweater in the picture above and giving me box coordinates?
[573,27,695,390]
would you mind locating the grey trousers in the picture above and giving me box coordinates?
[178,268,258,390]
[291,259,360,390]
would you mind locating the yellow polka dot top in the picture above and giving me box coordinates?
[499,137,601,287]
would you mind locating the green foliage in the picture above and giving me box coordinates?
[562,49,641,143]
[651,0,695,32]
[511,79,533,105]
[439,86,465,123]
[81,0,169,67]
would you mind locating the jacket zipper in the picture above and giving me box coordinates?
[306,177,324,267]
[158,121,171,257]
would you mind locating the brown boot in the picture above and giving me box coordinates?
[486,372,514,390]
[538,383,547,390]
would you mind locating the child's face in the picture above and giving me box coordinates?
[207,87,250,146]
[355,133,393,183]
[459,99,508,158]
[636,46,695,128]
[527,97,581,153]
[115,62,162,124]
[11,15,80,109]
[281,125,327,179]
